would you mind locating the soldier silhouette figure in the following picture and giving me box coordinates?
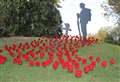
[62,23,71,36]
[77,3,91,45]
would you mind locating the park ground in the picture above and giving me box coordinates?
[0,37,120,82]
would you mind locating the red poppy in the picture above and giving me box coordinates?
[29,50,36,60]
[110,57,116,65]
[17,56,22,65]
[23,54,29,61]
[40,52,45,58]
[42,59,52,67]
[13,58,17,64]
[53,61,59,70]
[16,49,21,56]
[75,56,81,61]
[8,51,14,57]
[75,70,83,77]
[72,51,76,56]
[60,59,67,69]
[82,58,87,65]
[66,61,73,73]
[67,55,72,61]
[35,61,41,67]
[12,43,17,51]
[74,63,80,69]
[89,55,94,61]
[28,60,34,66]
[0,55,7,65]
[18,60,22,65]
[101,60,108,68]
[84,65,90,73]
[48,52,54,59]
[0,49,3,53]
[24,42,30,49]
[35,49,41,55]
[96,56,101,63]
[89,61,96,71]
[18,43,22,49]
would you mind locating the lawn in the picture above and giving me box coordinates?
[0,37,120,82]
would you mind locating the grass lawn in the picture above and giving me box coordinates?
[0,37,120,82]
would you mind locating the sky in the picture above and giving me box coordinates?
[58,0,115,36]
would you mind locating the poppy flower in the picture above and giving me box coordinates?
[18,60,22,65]
[89,55,94,61]
[0,49,3,53]
[82,58,87,65]
[23,54,29,61]
[18,43,22,49]
[16,49,21,56]
[35,49,41,55]
[89,61,96,71]
[59,59,67,69]
[28,60,34,66]
[48,52,54,57]
[110,57,116,65]
[72,51,76,56]
[75,56,81,61]
[42,59,52,67]
[66,61,73,73]
[40,52,45,58]
[67,55,72,61]
[24,42,30,49]
[12,43,17,51]
[75,70,83,77]
[96,56,101,63]
[13,58,17,64]
[74,63,80,69]
[84,65,90,73]
[53,61,59,70]
[8,51,14,57]
[101,60,108,68]
[0,55,7,64]
[35,61,41,67]
[17,56,22,65]
[29,50,36,60]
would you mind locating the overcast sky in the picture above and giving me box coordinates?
[58,0,115,36]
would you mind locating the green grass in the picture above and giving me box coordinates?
[0,38,120,82]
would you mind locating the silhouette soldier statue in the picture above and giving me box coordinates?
[62,23,71,36]
[77,3,91,45]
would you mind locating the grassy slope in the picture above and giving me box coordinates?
[0,38,120,82]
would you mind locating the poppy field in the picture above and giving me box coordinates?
[0,36,120,82]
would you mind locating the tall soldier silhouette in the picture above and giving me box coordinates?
[77,3,91,45]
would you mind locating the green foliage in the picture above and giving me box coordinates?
[105,26,120,45]
[0,0,62,36]
[102,0,120,24]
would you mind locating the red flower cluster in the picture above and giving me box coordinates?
[0,35,117,78]
[0,55,7,64]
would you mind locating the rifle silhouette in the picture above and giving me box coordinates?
[76,13,81,36]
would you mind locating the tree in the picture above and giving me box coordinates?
[95,27,110,42]
[102,0,120,25]
[0,0,62,36]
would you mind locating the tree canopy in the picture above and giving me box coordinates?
[0,0,62,37]
[104,0,120,24]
